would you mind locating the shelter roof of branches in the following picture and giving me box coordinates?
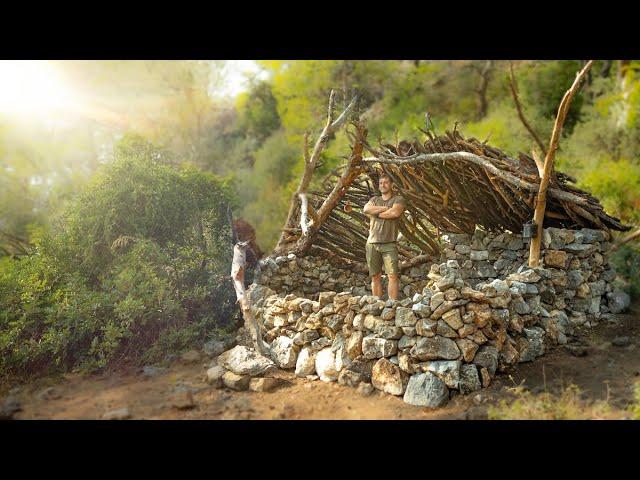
[293,127,629,267]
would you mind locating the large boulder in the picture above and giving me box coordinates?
[295,346,317,377]
[217,345,276,376]
[371,358,408,396]
[315,348,338,382]
[403,372,449,408]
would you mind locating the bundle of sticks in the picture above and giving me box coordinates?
[302,127,629,265]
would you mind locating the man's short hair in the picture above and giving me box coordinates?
[378,173,393,183]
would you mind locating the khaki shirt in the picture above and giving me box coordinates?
[367,195,406,243]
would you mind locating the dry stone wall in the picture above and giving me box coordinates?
[247,228,630,407]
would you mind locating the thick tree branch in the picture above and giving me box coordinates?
[528,60,594,267]
[274,90,359,254]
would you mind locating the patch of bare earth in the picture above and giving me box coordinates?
[5,304,639,420]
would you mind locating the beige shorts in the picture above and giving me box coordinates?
[366,242,400,277]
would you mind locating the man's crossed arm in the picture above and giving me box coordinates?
[363,200,405,219]
[363,201,389,216]
[378,202,405,219]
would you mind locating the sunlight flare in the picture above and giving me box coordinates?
[0,61,79,116]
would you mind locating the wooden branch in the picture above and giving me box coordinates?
[611,228,640,251]
[531,149,545,178]
[361,152,593,208]
[529,60,594,267]
[294,123,366,255]
[273,90,358,254]
[509,62,548,156]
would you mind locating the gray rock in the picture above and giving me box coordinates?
[518,327,546,362]
[412,303,431,318]
[473,345,499,376]
[607,290,630,314]
[375,323,404,340]
[362,336,398,359]
[470,250,489,261]
[420,360,461,389]
[507,269,541,283]
[395,307,417,327]
[271,336,299,369]
[310,337,333,351]
[217,345,276,376]
[381,307,396,321]
[459,364,482,394]
[293,329,320,346]
[410,336,461,361]
[403,372,449,408]
[436,274,456,291]
[567,271,584,289]
[430,292,445,310]
[455,244,471,255]
[474,261,497,278]
[345,359,374,382]
[338,369,365,388]
[398,335,417,350]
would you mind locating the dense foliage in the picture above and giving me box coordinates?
[0,135,240,379]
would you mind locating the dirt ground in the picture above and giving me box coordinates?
[4,303,639,420]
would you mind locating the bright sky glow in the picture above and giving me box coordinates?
[0,61,79,117]
[213,60,269,98]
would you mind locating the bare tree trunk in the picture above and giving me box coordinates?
[231,241,270,355]
[473,60,493,119]
[295,123,367,255]
[273,90,359,255]
[528,61,594,268]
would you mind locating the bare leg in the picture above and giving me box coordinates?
[388,274,400,301]
[371,274,383,298]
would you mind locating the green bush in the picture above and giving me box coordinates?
[0,135,241,380]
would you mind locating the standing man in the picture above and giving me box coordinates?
[362,173,406,300]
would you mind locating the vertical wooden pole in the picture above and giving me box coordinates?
[528,61,594,267]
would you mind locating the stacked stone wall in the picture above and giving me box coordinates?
[248,227,629,407]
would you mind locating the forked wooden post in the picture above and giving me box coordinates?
[528,61,594,268]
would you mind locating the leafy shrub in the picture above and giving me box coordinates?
[0,135,241,380]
